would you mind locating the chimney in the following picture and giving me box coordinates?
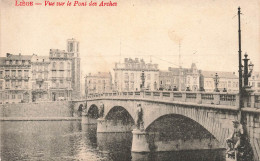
[6,53,11,57]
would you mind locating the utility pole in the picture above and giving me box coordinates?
[238,7,243,122]
[178,41,182,91]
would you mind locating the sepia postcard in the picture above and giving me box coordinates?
[0,0,260,161]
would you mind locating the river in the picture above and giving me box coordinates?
[0,120,226,161]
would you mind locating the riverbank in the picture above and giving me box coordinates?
[0,101,74,118]
[0,117,82,121]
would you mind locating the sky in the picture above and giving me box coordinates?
[1,0,260,78]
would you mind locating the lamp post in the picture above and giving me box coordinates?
[213,73,220,92]
[140,71,145,90]
[243,53,254,88]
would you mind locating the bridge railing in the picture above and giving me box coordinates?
[86,91,260,108]
[87,91,244,107]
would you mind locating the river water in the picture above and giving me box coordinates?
[0,120,226,161]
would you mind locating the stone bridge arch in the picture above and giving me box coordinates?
[87,99,236,147]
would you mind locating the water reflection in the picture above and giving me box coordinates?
[0,120,225,161]
[97,132,133,161]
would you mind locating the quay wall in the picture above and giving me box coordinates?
[0,101,74,118]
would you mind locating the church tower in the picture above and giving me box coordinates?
[67,38,81,99]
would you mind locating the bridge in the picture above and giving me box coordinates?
[72,91,260,160]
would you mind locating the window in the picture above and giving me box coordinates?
[124,73,129,80]
[24,81,29,89]
[70,43,73,52]
[67,62,70,70]
[67,70,70,77]
[44,65,48,71]
[130,82,134,90]
[44,73,48,79]
[228,81,231,88]
[52,71,56,77]
[11,80,16,88]
[11,70,16,77]
[60,80,63,85]
[32,73,36,79]
[0,71,3,79]
[252,82,255,87]
[60,71,64,78]
[18,80,22,87]
[12,94,15,99]
[147,74,151,80]
[53,62,56,69]
[130,73,134,80]
[24,70,29,77]
[60,62,64,70]
[0,81,3,90]
[18,70,22,77]
[5,80,10,88]
[258,83,260,88]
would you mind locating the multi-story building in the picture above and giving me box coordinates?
[2,53,32,104]
[159,69,179,90]
[164,63,201,91]
[31,54,51,102]
[200,71,238,92]
[114,58,159,91]
[249,71,260,93]
[0,39,80,104]
[85,72,112,96]
[0,57,5,104]
[49,49,73,101]
[67,39,81,99]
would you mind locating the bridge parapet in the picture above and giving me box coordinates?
[87,91,260,108]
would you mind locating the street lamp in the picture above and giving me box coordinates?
[242,53,254,93]
[140,71,146,90]
[213,73,220,92]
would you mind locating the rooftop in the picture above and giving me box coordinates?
[201,71,238,79]
[5,53,32,60]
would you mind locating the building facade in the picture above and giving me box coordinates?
[31,55,51,102]
[1,53,32,104]
[200,71,238,92]
[113,58,159,92]
[162,63,200,91]
[249,71,260,93]
[0,58,5,104]
[0,39,80,104]
[159,69,179,90]
[85,72,112,96]
[49,49,73,101]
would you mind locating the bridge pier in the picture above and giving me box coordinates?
[131,129,223,153]
[97,118,135,133]
[81,116,97,124]
[131,129,150,152]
